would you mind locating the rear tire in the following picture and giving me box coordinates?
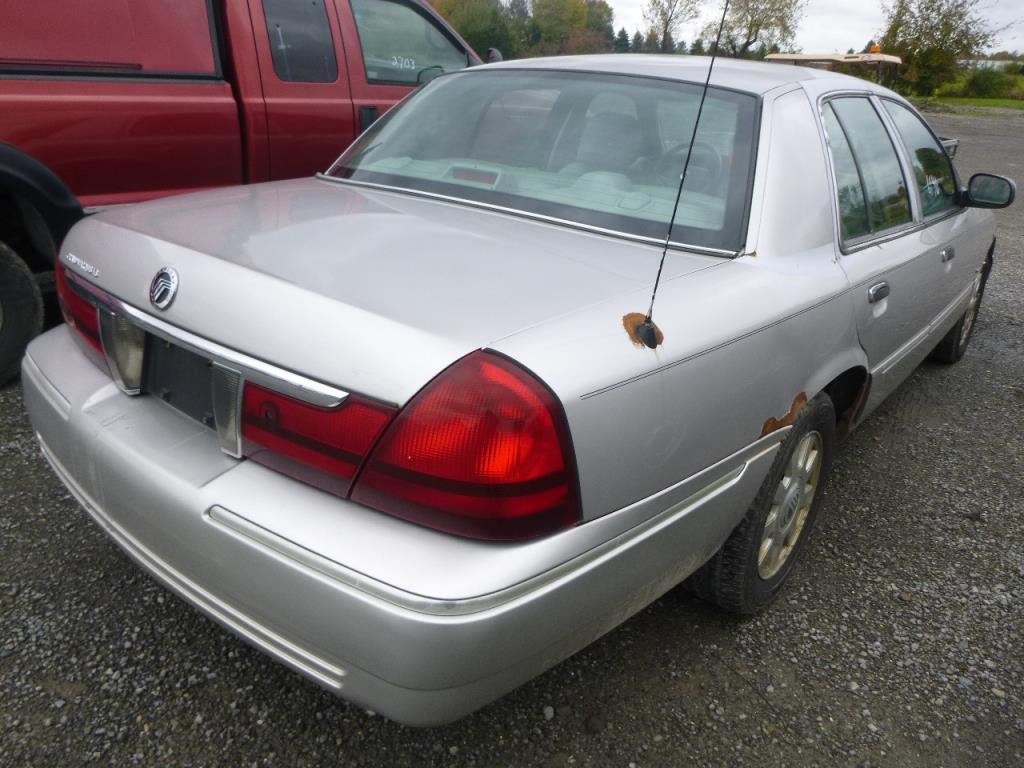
[930,263,989,364]
[0,241,43,385]
[689,393,836,614]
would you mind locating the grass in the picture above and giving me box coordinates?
[915,96,1024,113]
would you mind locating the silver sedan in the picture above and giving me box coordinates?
[22,55,1015,725]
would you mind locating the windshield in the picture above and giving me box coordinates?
[327,70,758,252]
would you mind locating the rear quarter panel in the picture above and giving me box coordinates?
[492,86,865,523]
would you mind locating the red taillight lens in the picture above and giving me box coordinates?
[350,351,580,541]
[241,383,396,497]
[55,264,103,354]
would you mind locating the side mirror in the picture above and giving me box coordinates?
[962,173,1016,209]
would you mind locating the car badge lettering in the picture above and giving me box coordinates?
[65,252,100,278]
[150,267,179,310]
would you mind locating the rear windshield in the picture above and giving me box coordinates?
[327,70,758,251]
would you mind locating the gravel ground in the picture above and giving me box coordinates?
[2,111,1022,768]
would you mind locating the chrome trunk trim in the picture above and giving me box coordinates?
[64,270,349,408]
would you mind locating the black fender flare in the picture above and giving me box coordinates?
[0,142,84,265]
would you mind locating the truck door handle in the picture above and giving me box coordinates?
[359,106,380,132]
[941,247,956,262]
[867,281,890,303]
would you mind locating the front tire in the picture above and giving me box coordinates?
[0,241,43,385]
[930,264,989,364]
[689,393,836,614]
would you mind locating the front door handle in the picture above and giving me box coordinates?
[941,246,956,262]
[867,281,890,303]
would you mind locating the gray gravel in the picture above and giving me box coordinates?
[2,110,1022,767]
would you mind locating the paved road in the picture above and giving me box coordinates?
[1,111,1021,767]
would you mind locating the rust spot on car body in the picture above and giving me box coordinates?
[622,313,664,348]
[761,392,807,436]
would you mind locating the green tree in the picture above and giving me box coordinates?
[503,0,538,56]
[631,30,645,52]
[614,27,632,52]
[700,0,805,58]
[584,0,616,47]
[433,0,511,57]
[880,0,1001,95]
[643,0,700,54]
[532,0,588,45]
[643,28,661,52]
[690,38,706,55]
[661,29,676,53]
[675,38,687,54]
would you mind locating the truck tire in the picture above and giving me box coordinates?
[0,241,43,385]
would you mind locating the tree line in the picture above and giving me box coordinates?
[434,0,1009,98]
[431,0,801,60]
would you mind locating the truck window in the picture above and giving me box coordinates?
[0,0,217,76]
[261,0,339,83]
[350,0,469,85]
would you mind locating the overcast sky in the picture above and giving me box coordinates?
[608,0,1023,54]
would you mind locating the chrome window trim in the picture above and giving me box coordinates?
[64,270,349,408]
[316,177,741,259]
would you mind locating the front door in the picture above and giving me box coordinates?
[333,0,474,136]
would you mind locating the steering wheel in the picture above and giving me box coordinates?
[654,141,723,191]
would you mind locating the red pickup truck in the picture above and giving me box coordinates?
[0,0,478,383]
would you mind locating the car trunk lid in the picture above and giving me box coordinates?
[65,178,719,404]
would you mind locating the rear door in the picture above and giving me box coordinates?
[334,0,475,135]
[820,94,943,411]
[248,0,357,180]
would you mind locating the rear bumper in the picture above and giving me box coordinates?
[22,326,778,725]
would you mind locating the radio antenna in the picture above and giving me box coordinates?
[624,0,731,350]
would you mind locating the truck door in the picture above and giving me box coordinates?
[248,0,357,179]
[333,0,475,135]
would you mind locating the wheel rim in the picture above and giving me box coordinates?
[958,274,983,349]
[758,430,823,580]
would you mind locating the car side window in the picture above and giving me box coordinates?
[822,104,871,240]
[828,97,912,237]
[350,0,469,85]
[261,0,338,83]
[882,101,958,217]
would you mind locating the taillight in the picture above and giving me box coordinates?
[241,382,396,497]
[55,264,103,355]
[350,351,580,541]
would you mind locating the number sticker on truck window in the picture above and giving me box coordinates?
[391,56,416,70]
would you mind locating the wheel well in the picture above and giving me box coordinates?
[0,192,55,272]
[0,143,84,272]
[823,366,868,434]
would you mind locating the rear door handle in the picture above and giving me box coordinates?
[941,247,956,262]
[867,281,890,303]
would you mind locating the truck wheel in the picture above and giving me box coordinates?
[930,266,988,364]
[0,241,43,385]
[688,393,836,614]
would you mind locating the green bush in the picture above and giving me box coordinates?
[961,68,1014,98]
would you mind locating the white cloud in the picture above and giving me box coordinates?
[606,0,1023,54]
